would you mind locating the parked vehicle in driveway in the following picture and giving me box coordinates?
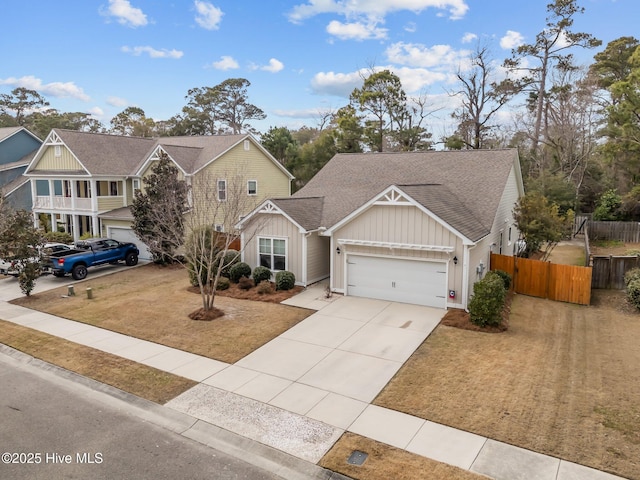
[48,238,139,280]
[0,243,73,277]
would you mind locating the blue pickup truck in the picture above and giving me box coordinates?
[48,238,139,280]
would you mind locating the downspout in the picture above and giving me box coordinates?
[462,242,477,312]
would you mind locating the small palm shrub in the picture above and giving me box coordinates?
[229,262,251,283]
[252,266,272,285]
[469,271,507,327]
[275,271,296,291]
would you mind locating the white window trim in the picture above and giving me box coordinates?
[214,224,224,232]
[54,145,61,157]
[133,179,140,191]
[247,179,257,196]
[243,140,250,151]
[257,236,287,272]
[217,179,227,202]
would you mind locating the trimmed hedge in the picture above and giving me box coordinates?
[216,277,230,291]
[252,266,272,285]
[469,271,506,327]
[624,268,640,288]
[275,271,296,291]
[43,231,74,245]
[229,262,251,283]
[493,269,512,290]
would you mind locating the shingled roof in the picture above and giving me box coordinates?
[272,149,519,242]
[32,130,263,177]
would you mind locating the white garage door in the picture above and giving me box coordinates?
[108,227,152,260]
[347,255,447,308]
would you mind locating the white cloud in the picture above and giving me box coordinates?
[102,0,148,27]
[194,0,223,30]
[288,0,469,23]
[500,30,524,50]
[326,20,387,40]
[310,70,365,97]
[212,55,239,70]
[250,58,284,73]
[461,32,477,43]
[0,75,90,101]
[272,108,320,119]
[404,22,417,33]
[121,46,184,59]
[88,106,105,118]
[386,42,470,69]
[107,96,128,107]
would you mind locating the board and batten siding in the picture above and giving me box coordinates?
[243,214,304,283]
[306,234,330,284]
[467,165,522,302]
[332,204,464,304]
[32,145,83,171]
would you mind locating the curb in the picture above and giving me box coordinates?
[0,344,351,480]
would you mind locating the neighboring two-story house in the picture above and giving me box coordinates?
[0,126,42,209]
[24,129,293,259]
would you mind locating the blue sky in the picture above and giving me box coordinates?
[2,0,637,136]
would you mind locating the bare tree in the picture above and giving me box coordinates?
[132,162,263,317]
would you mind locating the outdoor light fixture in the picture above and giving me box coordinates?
[453,256,458,265]
[336,246,341,254]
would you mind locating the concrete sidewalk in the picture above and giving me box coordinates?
[0,280,628,480]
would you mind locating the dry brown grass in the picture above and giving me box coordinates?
[319,433,485,480]
[11,264,312,363]
[0,320,196,404]
[375,293,640,480]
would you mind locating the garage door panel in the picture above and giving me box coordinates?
[109,227,152,260]
[347,255,446,308]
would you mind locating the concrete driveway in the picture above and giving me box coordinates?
[200,293,444,427]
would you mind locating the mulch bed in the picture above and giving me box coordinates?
[440,290,513,333]
[187,281,304,303]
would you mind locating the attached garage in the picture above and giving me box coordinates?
[346,255,448,308]
[108,227,152,260]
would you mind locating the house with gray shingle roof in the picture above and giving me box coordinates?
[238,149,524,310]
[0,126,42,210]
[24,129,293,259]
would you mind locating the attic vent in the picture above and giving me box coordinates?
[243,140,250,151]
[54,145,61,157]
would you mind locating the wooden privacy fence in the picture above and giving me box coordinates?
[591,255,640,289]
[588,221,640,243]
[490,253,592,305]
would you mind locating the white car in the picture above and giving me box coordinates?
[0,243,73,277]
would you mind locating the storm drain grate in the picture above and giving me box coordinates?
[347,450,368,466]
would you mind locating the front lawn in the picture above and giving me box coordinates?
[11,264,313,364]
[374,292,640,480]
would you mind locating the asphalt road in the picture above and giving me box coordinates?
[0,355,282,480]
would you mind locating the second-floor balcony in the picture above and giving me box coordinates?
[34,196,93,211]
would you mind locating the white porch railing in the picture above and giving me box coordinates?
[34,196,93,211]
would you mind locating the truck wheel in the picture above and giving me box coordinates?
[125,253,138,266]
[71,264,88,280]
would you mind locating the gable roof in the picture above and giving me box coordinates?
[270,149,520,242]
[271,197,324,231]
[0,126,41,143]
[27,130,293,180]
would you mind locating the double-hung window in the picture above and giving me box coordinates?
[247,180,257,196]
[217,179,227,201]
[259,238,286,271]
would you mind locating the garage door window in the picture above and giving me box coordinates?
[259,238,286,271]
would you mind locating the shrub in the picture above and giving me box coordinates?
[275,271,296,291]
[238,276,254,290]
[256,280,274,295]
[252,266,272,285]
[468,271,506,327]
[627,278,640,310]
[229,262,251,283]
[216,277,230,291]
[219,250,240,277]
[43,231,73,245]
[624,268,640,287]
[493,270,512,290]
